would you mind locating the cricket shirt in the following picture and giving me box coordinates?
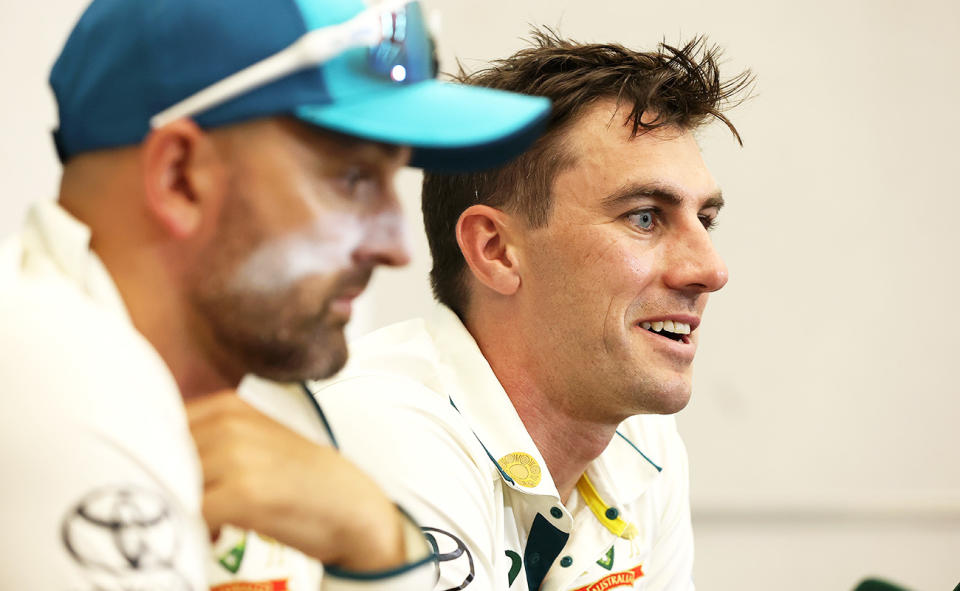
[313,305,696,591]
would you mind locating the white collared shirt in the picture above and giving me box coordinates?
[312,305,695,591]
[0,201,436,591]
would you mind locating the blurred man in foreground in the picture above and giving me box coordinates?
[0,0,548,588]
[314,32,752,590]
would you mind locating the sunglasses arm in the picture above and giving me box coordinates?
[148,1,404,129]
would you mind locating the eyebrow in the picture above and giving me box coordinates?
[601,182,725,211]
[308,122,407,161]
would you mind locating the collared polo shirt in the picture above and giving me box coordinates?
[313,305,695,590]
[0,200,437,591]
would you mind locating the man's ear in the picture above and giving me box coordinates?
[456,204,521,297]
[141,118,226,239]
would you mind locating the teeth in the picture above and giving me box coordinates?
[640,320,692,334]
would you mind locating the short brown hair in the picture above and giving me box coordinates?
[423,31,753,317]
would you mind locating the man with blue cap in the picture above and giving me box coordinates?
[0,0,549,589]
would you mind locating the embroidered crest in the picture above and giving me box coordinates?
[497,452,542,487]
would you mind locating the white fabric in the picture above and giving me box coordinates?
[0,200,208,590]
[0,201,436,591]
[312,305,695,591]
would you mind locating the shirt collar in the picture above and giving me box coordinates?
[426,305,664,506]
[584,428,663,507]
[21,200,130,320]
[427,304,560,500]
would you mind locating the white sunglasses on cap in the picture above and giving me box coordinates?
[150,0,436,129]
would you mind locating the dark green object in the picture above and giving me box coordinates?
[217,533,247,574]
[596,546,615,571]
[852,578,910,591]
[505,550,522,585]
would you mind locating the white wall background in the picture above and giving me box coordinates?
[3,1,958,590]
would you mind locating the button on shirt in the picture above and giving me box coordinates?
[313,305,695,590]
[0,201,436,591]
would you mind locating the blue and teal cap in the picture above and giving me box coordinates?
[50,0,551,172]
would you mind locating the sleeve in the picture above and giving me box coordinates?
[0,286,208,590]
[322,512,439,591]
[637,418,695,591]
[315,375,505,591]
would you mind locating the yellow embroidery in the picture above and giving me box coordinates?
[497,452,542,487]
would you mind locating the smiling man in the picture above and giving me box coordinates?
[0,0,549,589]
[313,32,752,590]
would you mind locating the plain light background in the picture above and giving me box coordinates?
[3,1,958,590]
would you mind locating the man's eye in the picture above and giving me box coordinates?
[627,210,655,230]
[343,169,369,191]
[339,168,377,199]
[699,214,718,231]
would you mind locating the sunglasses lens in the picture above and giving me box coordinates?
[368,1,437,84]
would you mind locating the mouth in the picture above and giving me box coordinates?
[328,285,367,318]
[637,319,696,345]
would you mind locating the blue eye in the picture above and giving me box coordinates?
[628,210,655,230]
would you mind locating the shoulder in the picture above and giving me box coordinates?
[316,371,488,475]
[0,275,197,501]
[335,317,446,390]
[313,316,463,439]
[0,276,178,406]
[312,320,502,501]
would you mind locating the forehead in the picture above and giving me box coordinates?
[217,117,410,168]
[280,118,410,165]
[552,100,718,207]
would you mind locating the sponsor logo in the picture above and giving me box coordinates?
[572,563,644,591]
[423,527,475,590]
[60,485,191,590]
[210,580,288,591]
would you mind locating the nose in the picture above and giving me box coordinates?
[353,206,412,268]
[662,219,729,294]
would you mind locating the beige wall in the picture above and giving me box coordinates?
[4,1,958,589]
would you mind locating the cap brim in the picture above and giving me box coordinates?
[295,80,550,173]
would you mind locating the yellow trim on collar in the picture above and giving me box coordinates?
[576,473,638,540]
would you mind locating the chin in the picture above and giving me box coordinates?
[654,392,691,415]
[250,346,347,383]
[634,378,692,415]
[237,326,349,383]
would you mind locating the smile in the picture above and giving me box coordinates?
[639,320,692,344]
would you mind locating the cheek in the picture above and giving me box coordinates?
[593,240,657,296]
[593,245,658,333]
[225,214,364,295]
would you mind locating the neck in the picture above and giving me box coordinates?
[113,262,240,398]
[60,193,239,399]
[465,305,620,504]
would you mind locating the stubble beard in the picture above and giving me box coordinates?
[187,188,356,384]
[193,272,351,383]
